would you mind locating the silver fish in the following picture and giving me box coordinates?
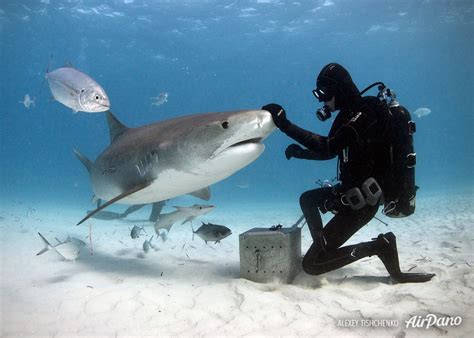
[154,204,214,234]
[150,92,168,107]
[46,66,110,113]
[413,107,431,119]
[19,94,35,109]
[143,236,157,253]
[131,225,146,239]
[37,232,86,262]
[192,222,232,244]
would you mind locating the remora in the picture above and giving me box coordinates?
[75,110,275,224]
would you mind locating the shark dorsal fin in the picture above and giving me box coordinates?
[73,148,93,173]
[106,110,129,144]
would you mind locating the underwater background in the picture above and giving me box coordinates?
[1,2,474,337]
[1,0,473,208]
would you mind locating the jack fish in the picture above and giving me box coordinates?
[46,66,110,113]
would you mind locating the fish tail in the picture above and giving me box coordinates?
[36,232,52,256]
[159,231,167,242]
[37,54,53,99]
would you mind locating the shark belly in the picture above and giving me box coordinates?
[93,142,265,204]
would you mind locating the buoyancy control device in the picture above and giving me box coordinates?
[360,82,417,217]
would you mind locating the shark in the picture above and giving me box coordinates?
[75,109,275,225]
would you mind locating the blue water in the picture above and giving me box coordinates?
[1,0,473,209]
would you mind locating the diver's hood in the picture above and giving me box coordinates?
[316,63,361,110]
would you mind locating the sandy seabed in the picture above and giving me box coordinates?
[1,191,473,337]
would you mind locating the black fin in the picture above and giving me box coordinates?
[121,204,147,218]
[106,110,129,144]
[391,272,436,283]
[149,201,165,222]
[73,148,93,173]
[77,181,152,225]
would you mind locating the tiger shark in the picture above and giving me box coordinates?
[75,109,275,225]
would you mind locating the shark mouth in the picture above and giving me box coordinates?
[211,137,264,159]
[229,137,262,148]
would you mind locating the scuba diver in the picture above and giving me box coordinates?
[262,63,435,283]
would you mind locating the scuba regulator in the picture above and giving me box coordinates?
[316,105,332,122]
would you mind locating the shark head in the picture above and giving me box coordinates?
[175,109,275,177]
[88,109,276,204]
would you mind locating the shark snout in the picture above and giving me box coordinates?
[255,110,276,136]
[210,110,276,158]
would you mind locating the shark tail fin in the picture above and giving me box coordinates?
[73,148,93,173]
[37,232,53,256]
[106,110,129,144]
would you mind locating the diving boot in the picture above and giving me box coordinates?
[375,232,435,283]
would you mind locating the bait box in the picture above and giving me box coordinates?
[239,227,301,283]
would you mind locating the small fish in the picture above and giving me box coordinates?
[150,92,168,107]
[413,107,431,119]
[157,229,168,242]
[131,225,146,239]
[36,232,86,262]
[46,66,110,113]
[19,94,35,109]
[143,236,157,253]
[192,222,232,244]
[154,204,214,234]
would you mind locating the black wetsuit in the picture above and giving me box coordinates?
[280,96,392,275]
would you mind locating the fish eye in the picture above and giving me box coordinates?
[95,95,100,100]
[222,121,229,129]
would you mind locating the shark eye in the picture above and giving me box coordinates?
[222,121,229,129]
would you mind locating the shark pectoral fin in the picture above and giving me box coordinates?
[188,187,211,201]
[76,181,152,226]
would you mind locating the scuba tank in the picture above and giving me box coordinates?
[360,82,417,218]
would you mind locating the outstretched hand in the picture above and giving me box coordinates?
[285,143,304,160]
[261,103,290,129]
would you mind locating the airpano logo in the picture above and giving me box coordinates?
[405,314,462,329]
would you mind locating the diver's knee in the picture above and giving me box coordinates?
[299,190,314,206]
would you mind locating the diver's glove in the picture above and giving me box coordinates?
[285,143,304,160]
[262,103,290,130]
